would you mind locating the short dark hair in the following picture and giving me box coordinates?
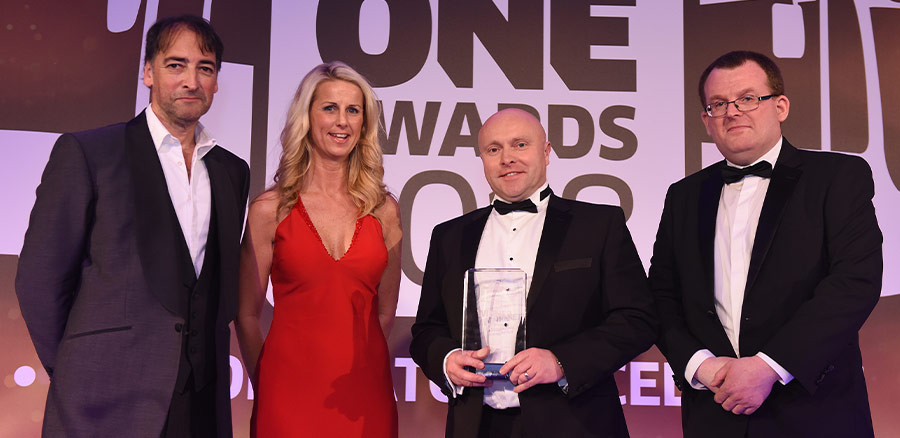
[698,50,784,106]
[144,15,224,71]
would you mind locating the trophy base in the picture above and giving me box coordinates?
[476,363,509,380]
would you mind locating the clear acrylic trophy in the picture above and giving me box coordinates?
[461,268,527,379]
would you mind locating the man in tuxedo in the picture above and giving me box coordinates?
[410,108,656,437]
[649,50,882,437]
[16,15,249,437]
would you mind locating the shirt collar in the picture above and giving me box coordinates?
[725,137,782,169]
[145,105,217,159]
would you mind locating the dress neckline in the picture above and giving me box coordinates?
[296,196,364,262]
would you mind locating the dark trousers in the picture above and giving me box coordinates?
[479,405,523,437]
[162,375,217,438]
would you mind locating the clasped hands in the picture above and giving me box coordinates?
[695,355,780,416]
[446,347,564,393]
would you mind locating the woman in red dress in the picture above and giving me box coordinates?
[236,62,401,437]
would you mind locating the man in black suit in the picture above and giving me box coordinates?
[410,108,656,437]
[649,51,882,437]
[15,15,249,437]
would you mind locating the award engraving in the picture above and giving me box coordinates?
[461,268,527,379]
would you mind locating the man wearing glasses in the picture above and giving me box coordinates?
[649,51,882,437]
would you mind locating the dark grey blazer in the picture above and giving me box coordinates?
[649,139,882,437]
[410,195,657,437]
[15,112,249,437]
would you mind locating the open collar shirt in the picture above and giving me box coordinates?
[145,105,215,277]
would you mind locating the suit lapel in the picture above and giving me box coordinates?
[699,166,724,311]
[744,140,802,295]
[126,111,194,317]
[527,196,571,312]
[204,147,240,320]
[460,208,490,272]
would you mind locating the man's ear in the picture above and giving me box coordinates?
[775,95,790,123]
[142,61,153,88]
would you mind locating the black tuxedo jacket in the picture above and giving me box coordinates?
[16,112,250,437]
[649,140,882,437]
[410,195,657,437]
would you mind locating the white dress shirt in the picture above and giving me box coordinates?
[145,105,214,277]
[685,138,793,389]
[443,183,550,409]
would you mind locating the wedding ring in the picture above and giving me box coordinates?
[523,372,530,380]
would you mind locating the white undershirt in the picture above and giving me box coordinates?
[685,138,793,389]
[145,105,214,276]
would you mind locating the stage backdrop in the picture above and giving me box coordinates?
[1,1,898,437]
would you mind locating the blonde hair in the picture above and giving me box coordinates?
[274,61,386,219]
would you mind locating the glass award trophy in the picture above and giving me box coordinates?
[461,268,527,379]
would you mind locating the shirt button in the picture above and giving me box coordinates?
[512,228,517,231]
[174,323,183,333]
[509,257,514,261]
[177,161,184,166]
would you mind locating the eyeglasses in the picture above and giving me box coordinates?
[704,94,779,118]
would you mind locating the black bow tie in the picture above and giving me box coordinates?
[492,187,553,215]
[721,161,773,184]
[493,199,537,214]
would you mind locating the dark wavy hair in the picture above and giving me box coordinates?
[144,15,224,70]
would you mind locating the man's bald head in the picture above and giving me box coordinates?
[479,108,547,145]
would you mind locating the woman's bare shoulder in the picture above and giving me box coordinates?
[248,189,280,226]
[374,193,401,224]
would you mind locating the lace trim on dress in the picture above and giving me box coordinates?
[296,196,364,262]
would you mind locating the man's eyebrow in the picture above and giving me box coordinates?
[708,88,756,101]
[162,57,217,68]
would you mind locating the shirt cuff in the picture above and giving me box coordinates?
[756,352,794,385]
[557,376,569,393]
[685,349,716,390]
[443,348,464,397]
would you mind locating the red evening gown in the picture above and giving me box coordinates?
[253,198,398,437]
